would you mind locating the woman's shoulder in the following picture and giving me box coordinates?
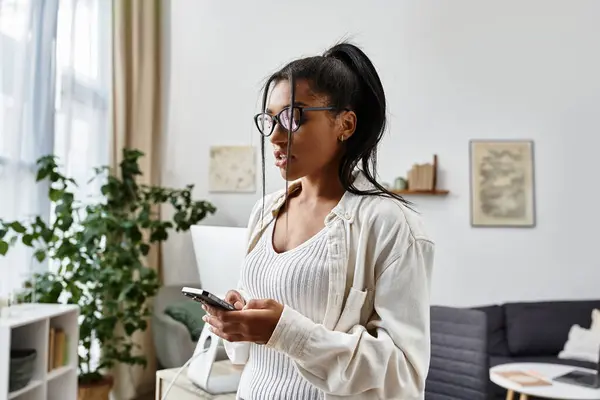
[355,194,433,245]
[246,188,287,225]
[249,188,286,213]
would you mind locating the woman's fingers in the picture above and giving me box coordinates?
[209,326,244,342]
[202,314,221,330]
[202,303,227,318]
[225,290,245,310]
[232,300,244,310]
[204,316,248,342]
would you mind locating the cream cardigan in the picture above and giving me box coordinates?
[224,171,435,400]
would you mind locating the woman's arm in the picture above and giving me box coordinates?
[265,238,434,399]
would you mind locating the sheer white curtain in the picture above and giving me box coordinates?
[0,0,111,299]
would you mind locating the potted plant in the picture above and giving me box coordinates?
[0,149,216,399]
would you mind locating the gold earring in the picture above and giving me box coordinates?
[339,136,345,142]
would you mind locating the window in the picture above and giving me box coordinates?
[54,0,111,189]
[0,0,111,298]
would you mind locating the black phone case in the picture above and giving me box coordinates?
[183,290,235,311]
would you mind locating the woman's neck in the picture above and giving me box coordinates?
[298,168,345,202]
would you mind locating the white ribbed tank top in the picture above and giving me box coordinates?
[237,220,329,400]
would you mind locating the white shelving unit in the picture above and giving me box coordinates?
[0,304,79,400]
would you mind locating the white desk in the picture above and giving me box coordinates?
[156,366,236,400]
[490,362,600,400]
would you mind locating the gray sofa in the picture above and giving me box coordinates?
[426,299,600,400]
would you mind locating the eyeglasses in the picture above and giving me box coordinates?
[254,106,337,137]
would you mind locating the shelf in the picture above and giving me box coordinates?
[1,304,79,400]
[47,366,76,400]
[7,380,42,400]
[47,366,75,382]
[392,189,449,196]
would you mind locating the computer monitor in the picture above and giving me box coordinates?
[190,225,248,298]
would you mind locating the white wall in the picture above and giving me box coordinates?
[161,0,600,307]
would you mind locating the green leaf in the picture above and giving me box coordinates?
[130,227,142,243]
[0,240,8,256]
[140,267,155,280]
[0,229,7,239]
[9,221,26,234]
[34,249,46,263]
[22,235,34,246]
[63,192,75,204]
[124,323,137,336]
[121,220,135,229]
[49,188,63,202]
[150,226,168,242]
[36,167,50,182]
[140,243,150,256]
[41,229,54,243]
[173,211,187,225]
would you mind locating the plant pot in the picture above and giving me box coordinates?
[78,376,114,400]
[9,349,37,392]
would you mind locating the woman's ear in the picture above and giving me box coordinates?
[337,110,357,142]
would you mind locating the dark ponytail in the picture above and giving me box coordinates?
[259,41,414,212]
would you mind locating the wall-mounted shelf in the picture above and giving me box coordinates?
[398,154,450,196]
[392,189,449,196]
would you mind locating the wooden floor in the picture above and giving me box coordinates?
[109,388,154,400]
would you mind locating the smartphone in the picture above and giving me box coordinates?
[181,287,236,311]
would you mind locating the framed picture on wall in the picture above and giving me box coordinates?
[469,140,536,227]
[208,145,257,193]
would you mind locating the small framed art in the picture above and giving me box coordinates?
[469,140,536,227]
[208,145,256,193]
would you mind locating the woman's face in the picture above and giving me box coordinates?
[266,79,355,181]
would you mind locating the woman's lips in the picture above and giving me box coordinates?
[274,150,293,167]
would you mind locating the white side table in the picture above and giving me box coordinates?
[156,366,236,400]
[490,362,600,400]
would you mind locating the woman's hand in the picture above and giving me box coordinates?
[202,298,284,344]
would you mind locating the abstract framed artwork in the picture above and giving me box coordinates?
[469,140,536,227]
[208,145,256,193]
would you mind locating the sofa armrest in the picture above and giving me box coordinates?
[152,312,197,369]
[425,306,489,400]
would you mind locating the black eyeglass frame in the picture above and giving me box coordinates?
[253,106,338,137]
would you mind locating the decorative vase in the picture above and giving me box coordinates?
[394,177,407,191]
[78,376,114,400]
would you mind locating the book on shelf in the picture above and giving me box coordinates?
[48,326,70,372]
[407,163,435,191]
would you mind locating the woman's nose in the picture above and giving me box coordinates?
[269,124,289,145]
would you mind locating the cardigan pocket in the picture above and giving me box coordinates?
[334,287,368,332]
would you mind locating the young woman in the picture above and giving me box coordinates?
[202,42,434,400]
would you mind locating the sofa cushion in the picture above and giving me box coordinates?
[164,300,206,341]
[473,305,510,356]
[592,309,600,331]
[558,322,600,364]
[504,300,600,356]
